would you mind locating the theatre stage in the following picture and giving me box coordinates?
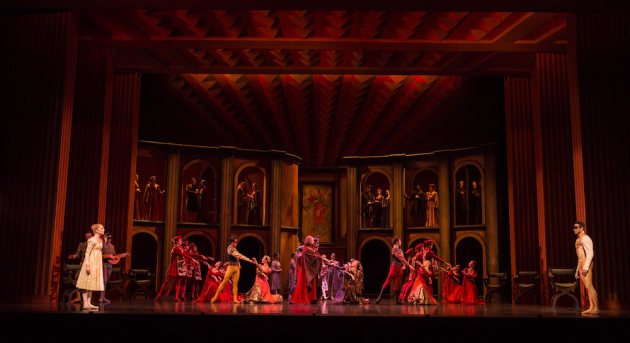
[2,300,628,342]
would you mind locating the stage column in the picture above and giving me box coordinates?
[0,10,78,303]
[346,165,358,258]
[392,162,404,242]
[219,149,235,261]
[270,158,283,255]
[484,152,500,278]
[568,13,630,308]
[438,157,451,262]
[162,151,180,282]
[105,73,141,271]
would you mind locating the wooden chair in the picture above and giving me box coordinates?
[129,269,154,299]
[106,267,128,300]
[548,268,579,309]
[513,271,540,304]
[61,264,81,304]
[483,272,507,303]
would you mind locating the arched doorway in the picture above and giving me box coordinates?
[360,239,391,295]
[130,232,158,296]
[185,234,214,284]
[236,235,264,293]
[455,237,484,294]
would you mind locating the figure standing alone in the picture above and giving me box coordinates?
[574,221,599,315]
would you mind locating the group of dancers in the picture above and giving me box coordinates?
[287,236,369,304]
[153,233,483,306]
[71,220,597,314]
[73,223,481,309]
[374,236,483,305]
[156,235,283,304]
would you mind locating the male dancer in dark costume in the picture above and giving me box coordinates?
[375,236,414,304]
[210,236,256,303]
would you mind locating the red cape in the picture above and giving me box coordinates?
[291,246,320,304]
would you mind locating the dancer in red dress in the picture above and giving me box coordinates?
[406,259,437,305]
[460,260,484,304]
[399,245,423,302]
[442,264,463,303]
[290,236,322,304]
[375,236,414,304]
[155,236,193,301]
[194,261,222,302]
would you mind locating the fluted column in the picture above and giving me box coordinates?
[0,11,78,302]
[346,166,358,258]
[392,163,404,242]
[219,152,235,261]
[270,159,282,254]
[162,151,180,281]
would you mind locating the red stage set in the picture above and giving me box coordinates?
[1,1,629,341]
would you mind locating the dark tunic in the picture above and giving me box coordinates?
[409,189,425,217]
[185,183,199,212]
[361,191,375,218]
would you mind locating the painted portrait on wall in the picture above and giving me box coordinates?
[300,183,334,243]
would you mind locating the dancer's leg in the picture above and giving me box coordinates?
[211,266,238,303]
[231,268,241,303]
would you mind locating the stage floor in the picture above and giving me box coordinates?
[2,299,629,342]
[2,298,628,318]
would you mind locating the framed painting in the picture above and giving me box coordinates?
[299,182,334,244]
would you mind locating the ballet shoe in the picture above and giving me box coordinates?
[233,300,240,304]
[210,298,216,304]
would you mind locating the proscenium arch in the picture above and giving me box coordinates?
[453,232,487,280]
[233,162,268,225]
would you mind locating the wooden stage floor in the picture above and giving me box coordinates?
[1,299,629,342]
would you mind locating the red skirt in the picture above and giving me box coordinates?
[291,269,317,304]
